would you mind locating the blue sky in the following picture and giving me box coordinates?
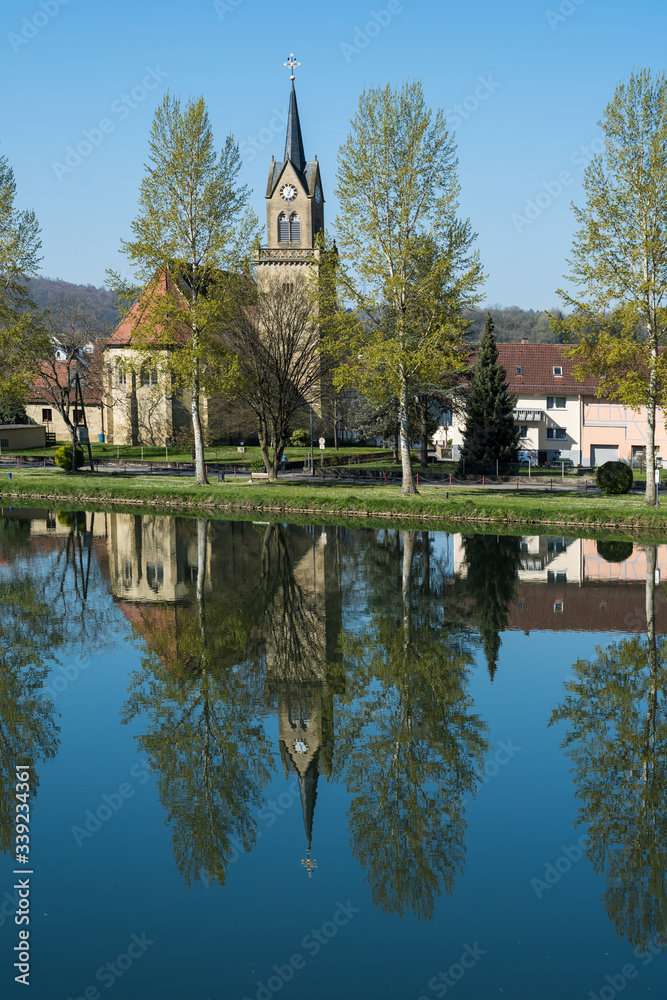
[1,0,664,309]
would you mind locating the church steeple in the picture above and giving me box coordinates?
[284,81,306,175]
[257,53,325,270]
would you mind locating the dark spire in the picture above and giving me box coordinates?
[284,80,306,175]
[299,755,319,849]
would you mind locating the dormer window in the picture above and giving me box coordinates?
[515,365,523,375]
[553,366,563,376]
[278,213,289,242]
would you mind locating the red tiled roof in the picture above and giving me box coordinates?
[106,269,190,348]
[29,348,104,406]
[506,581,667,634]
[496,344,600,395]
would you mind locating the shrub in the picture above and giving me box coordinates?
[54,444,84,471]
[596,460,633,495]
[250,458,267,472]
[596,539,634,563]
[56,510,85,530]
[290,428,309,448]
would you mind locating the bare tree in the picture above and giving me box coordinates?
[224,275,334,481]
[37,295,109,465]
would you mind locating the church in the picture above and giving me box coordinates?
[102,59,328,446]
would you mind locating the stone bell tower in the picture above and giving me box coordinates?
[255,54,325,288]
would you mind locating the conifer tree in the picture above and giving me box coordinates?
[460,314,519,472]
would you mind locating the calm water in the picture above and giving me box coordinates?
[1,509,666,999]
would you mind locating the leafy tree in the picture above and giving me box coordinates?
[334,530,488,918]
[111,93,259,484]
[555,69,667,504]
[0,572,60,855]
[551,547,667,954]
[122,519,274,886]
[463,532,522,680]
[327,80,484,494]
[0,152,50,410]
[460,314,519,472]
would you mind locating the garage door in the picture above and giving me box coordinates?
[591,445,619,467]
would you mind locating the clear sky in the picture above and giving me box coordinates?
[1,0,665,309]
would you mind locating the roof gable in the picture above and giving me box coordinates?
[105,269,190,348]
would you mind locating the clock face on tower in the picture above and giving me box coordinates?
[280,183,297,202]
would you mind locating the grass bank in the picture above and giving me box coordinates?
[2,468,667,536]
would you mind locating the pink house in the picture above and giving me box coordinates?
[446,344,667,467]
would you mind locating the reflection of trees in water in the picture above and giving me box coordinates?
[463,533,522,680]
[0,571,60,854]
[335,530,488,920]
[551,546,667,955]
[123,520,274,887]
[257,523,329,684]
[0,511,120,856]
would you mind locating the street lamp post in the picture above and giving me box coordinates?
[309,387,314,477]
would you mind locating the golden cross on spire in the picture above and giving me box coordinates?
[301,849,317,878]
[284,53,300,81]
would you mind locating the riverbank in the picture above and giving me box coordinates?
[2,468,667,537]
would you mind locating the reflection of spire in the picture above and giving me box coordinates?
[299,755,320,849]
[301,847,317,878]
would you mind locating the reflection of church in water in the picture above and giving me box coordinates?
[104,510,345,877]
[265,524,344,877]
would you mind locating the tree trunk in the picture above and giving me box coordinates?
[70,421,78,473]
[191,384,208,485]
[402,530,415,645]
[197,518,208,635]
[420,399,428,468]
[399,378,417,495]
[644,544,658,799]
[645,344,658,505]
[392,425,399,463]
[333,397,339,451]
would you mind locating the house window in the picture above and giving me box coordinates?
[517,602,524,611]
[146,562,164,592]
[548,571,567,583]
[554,601,564,612]
[519,426,528,437]
[547,396,566,409]
[515,366,523,375]
[118,371,127,386]
[41,408,52,422]
[278,213,289,242]
[553,366,563,376]
[141,369,158,387]
[0,439,9,448]
[546,428,567,440]
[290,213,300,241]
[73,409,84,424]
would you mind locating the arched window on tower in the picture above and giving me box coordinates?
[289,212,300,241]
[278,212,289,242]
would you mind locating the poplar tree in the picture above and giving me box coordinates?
[111,94,258,484]
[0,152,49,408]
[460,314,519,472]
[556,69,667,504]
[328,80,484,495]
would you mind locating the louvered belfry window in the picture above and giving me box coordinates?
[278,213,289,242]
[289,213,300,241]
